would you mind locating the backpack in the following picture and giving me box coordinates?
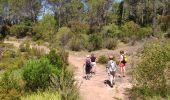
[122,55,128,63]
[109,61,117,71]
[86,59,91,67]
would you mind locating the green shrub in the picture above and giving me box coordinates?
[47,49,63,69]
[103,38,118,50]
[102,23,120,38]
[88,33,102,51]
[68,21,89,34]
[33,14,56,41]
[10,24,31,38]
[69,34,88,51]
[58,27,72,46]
[121,21,140,39]
[132,40,170,99]
[0,25,10,39]
[138,27,152,39]
[60,68,80,100]
[21,91,61,100]
[58,49,69,66]
[97,55,108,64]
[0,70,25,99]
[22,58,60,91]
[0,50,24,69]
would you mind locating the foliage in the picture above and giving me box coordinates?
[103,38,118,50]
[59,67,80,100]
[121,21,140,39]
[0,70,25,100]
[47,49,63,69]
[19,40,30,52]
[68,21,89,34]
[33,14,56,41]
[0,25,10,40]
[97,55,108,64]
[21,91,61,100]
[10,24,32,38]
[69,34,88,51]
[131,39,170,99]
[0,50,26,70]
[54,27,72,47]
[138,27,152,39]
[22,58,60,91]
[88,33,102,51]
[102,23,120,38]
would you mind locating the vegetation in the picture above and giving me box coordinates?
[0,41,79,100]
[21,91,61,100]
[0,0,169,100]
[0,0,169,51]
[97,55,108,64]
[131,39,170,99]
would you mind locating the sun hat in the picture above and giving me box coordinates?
[86,55,90,58]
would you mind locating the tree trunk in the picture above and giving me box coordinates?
[152,0,157,36]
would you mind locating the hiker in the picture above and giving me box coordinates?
[119,50,127,77]
[83,55,92,80]
[90,53,96,75]
[106,55,117,87]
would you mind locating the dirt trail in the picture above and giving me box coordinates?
[69,44,143,100]
[4,40,143,100]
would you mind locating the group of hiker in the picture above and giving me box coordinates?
[83,50,127,87]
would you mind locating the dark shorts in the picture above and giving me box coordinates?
[85,65,92,74]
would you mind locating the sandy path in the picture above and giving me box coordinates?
[68,43,143,100]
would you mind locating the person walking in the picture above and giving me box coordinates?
[90,53,96,75]
[119,50,127,77]
[83,55,92,80]
[107,55,117,87]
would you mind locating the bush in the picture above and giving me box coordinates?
[33,14,56,41]
[102,23,120,38]
[54,27,72,47]
[47,49,63,69]
[0,25,10,39]
[131,40,170,99]
[138,27,152,39]
[97,55,108,64]
[121,21,140,39]
[0,50,25,69]
[60,68,80,100]
[21,91,61,100]
[0,70,25,99]
[69,34,88,51]
[103,38,118,50]
[68,21,89,34]
[10,24,32,38]
[58,49,69,66]
[88,33,103,51]
[22,58,60,91]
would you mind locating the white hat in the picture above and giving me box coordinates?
[86,55,90,58]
